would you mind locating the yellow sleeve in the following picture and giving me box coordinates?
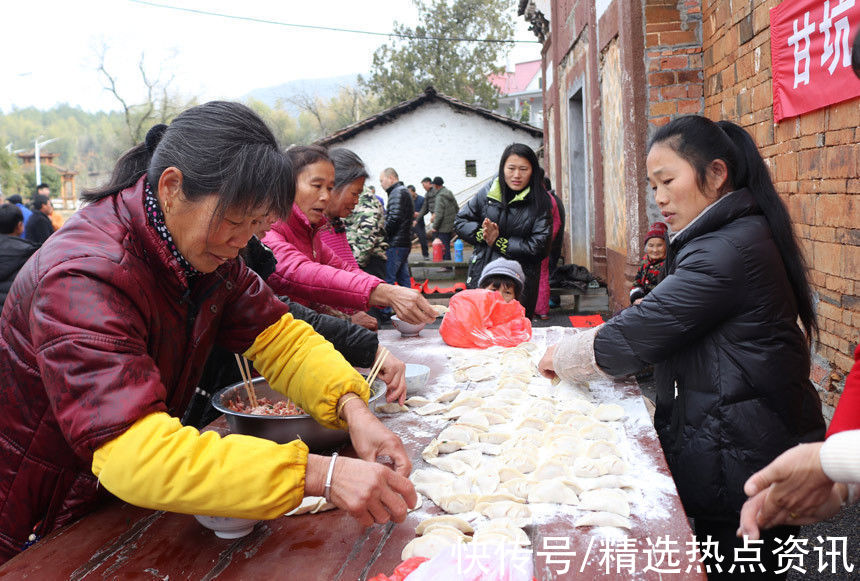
[92,412,308,519]
[244,312,369,430]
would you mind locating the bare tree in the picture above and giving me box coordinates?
[286,91,329,135]
[96,45,182,145]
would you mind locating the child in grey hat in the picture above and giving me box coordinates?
[477,258,525,304]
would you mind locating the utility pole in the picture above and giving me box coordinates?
[34,136,59,186]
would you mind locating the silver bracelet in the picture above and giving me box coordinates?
[324,453,338,502]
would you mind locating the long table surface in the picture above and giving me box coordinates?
[0,328,704,580]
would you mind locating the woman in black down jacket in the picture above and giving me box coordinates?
[539,116,824,579]
[454,143,552,318]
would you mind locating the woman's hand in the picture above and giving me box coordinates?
[341,397,412,477]
[737,442,838,538]
[375,348,407,404]
[538,345,558,380]
[370,284,436,325]
[350,311,378,331]
[481,218,499,247]
[305,454,417,527]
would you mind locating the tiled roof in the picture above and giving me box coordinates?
[315,86,542,147]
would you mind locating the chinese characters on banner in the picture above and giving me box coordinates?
[770,0,860,122]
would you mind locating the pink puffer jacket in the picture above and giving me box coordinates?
[263,205,383,312]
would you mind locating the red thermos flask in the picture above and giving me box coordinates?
[432,238,444,262]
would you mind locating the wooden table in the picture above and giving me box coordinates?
[0,330,703,580]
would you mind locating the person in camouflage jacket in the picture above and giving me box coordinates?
[344,187,389,280]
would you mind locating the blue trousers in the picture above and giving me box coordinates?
[386,246,412,288]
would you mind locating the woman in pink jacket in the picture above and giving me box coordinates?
[264,146,436,327]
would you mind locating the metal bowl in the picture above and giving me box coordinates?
[212,377,386,453]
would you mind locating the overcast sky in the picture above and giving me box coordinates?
[1,0,542,113]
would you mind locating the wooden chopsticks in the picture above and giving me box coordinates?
[365,346,389,389]
[234,353,258,408]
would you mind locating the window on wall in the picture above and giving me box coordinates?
[465,160,477,177]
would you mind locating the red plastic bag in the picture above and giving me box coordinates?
[439,289,532,349]
[368,557,429,581]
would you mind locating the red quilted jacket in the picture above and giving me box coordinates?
[263,205,382,313]
[0,177,288,561]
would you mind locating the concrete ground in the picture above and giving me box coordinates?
[390,254,857,579]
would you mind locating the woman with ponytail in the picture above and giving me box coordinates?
[539,115,824,579]
[0,102,415,564]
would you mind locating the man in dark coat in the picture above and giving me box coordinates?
[428,176,459,260]
[379,167,414,288]
[24,194,55,245]
[0,204,39,310]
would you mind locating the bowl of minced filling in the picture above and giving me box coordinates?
[212,376,386,453]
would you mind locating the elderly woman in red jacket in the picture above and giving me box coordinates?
[0,102,415,563]
[263,146,436,327]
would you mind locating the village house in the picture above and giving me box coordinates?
[520,0,859,419]
[490,59,545,128]
[315,86,543,206]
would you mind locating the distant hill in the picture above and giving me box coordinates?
[244,74,363,114]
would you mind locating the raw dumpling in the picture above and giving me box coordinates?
[572,474,636,490]
[375,402,408,413]
[435,389,461,403]
[414,402,450,416]
[450,394,483,408]
[598,455,627,476]
[572,457,602,478]
[285,496,336,516]
[579,421,617,441]
[500,450,537,474]
[457,410,491,429]
[475,501,532,523]
[526,479,580,505]
[555,409,586,423]
[476,492,524,504]
[483,411,508,425]
[498,467,525,483]
[586,439,620,459]
[592,403,625,422]
[401,528,466,560]
[518,417,547,431]
[438,493,478,513]
[447,449,483,469]
[574,511,632,530]
[426,456,470,475]
[473,522,530,547]
[471,469,501,495]
[404,396,432,407]
[478,432,511,445]
[532,460,569,481]
[500,477,531,500]
[439,424,480,443]
[579,488,630,517]
[415,515,474,535]
[422,438,468,460]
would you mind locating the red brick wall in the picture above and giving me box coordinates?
[645,1,705,127]
[701,0,860,418]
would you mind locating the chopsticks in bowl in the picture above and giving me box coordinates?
[365,346,389,389]
[234,353,258,408]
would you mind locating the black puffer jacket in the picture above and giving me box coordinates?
[593,189,824,520]
[454,177,552,317]
[0,234,39,310]
[384,182,414,248]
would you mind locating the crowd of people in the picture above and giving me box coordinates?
[0,38,856,577]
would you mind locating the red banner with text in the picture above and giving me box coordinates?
[771,0,860,122]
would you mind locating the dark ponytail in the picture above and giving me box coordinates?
[650,115,817,343]
[82,101,294,219]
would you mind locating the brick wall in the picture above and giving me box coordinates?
[643,1,705,227]
[700,0,860,420]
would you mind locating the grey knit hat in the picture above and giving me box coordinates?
[478,258,525,295]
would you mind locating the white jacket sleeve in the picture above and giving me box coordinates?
[820,430,860,483]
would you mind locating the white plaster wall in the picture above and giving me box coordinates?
[330,102,543,203]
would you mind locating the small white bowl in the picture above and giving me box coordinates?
[405,363,430,392]
[194,514,260,539]
[391,316,427,337]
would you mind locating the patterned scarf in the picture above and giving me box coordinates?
[144,180,201,279]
